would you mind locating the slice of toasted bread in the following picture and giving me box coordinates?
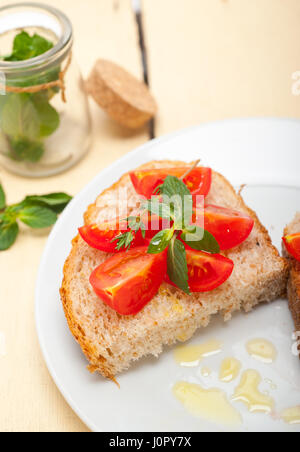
[284,214,300,333]
[60,160,289,379]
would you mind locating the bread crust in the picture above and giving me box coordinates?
[288,262,300,333]
[284,217,300,336]
[61,160,289,378]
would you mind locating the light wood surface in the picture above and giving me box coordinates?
[1,0,300,432]
[142,0,300,135]
[0,0,147,432]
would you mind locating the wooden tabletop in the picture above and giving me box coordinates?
[0,0,299,432]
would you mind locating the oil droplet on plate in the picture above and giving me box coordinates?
[246,339,277,363]
[219,358,241,383]
[281,406,300,425]
[201,367,212,377]
[173,381,242,427]
[174,339,222,367]
[264,378,277,391]
[232,369,275,413]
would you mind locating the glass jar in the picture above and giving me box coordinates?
[0,2,91,177]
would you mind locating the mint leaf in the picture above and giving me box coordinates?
[31,93,60,137]
[142,198,171,219]
[4,31,53,62]
[25,192,72,206]
[0,184,5,210]
[0,222,19,250]
[160,175,191,199]
[148,229,174,254]
[19,206,57,229]
[2,32,60,164]
[181,227,220,253]
[24,193,72,213]
[8,137,44,162]
[1,94,40,140]
[160,176,193,229]
[167,237,190,294]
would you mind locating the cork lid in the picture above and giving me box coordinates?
[86,59,157,129]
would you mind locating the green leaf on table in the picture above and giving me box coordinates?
[167,237,190,295]
[18,206,57,229]
[31,92,60,137]
[4,31,53,62]
[0,222,19,250]
[0,183,6,210]
[24,193,72,213]
[181,226,220,254]
[148,229,174,254]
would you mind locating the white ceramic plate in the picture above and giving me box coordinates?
[36,118,300,432]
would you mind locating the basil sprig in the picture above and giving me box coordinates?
[145,176,195,291]
[0,182,72,251]
[113,170,221,293]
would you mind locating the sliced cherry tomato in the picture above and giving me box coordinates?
[283,233,300,262]
[79,218,144,253]
[165,249,234,292]
[90,246,167,315]
[192,204,254,250]
[130,167,212,199]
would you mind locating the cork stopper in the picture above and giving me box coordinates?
[86,59,157,129]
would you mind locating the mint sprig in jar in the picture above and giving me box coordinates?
[0,3,91,177]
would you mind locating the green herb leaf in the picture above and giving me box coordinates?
[0,222,19,250]
[125,216,146,234]
[153,184,163,195]
[142,198,172,220]
[0,183,6,210]
[112,231,135,251]
[4,31,53,62]
[8,137,44,162]
[160,175,191,199]
[160,176,193,229]
[167,237,190,295]
[2,32,60,164]
[0,207,18,224]
[148,229,174,254]
[1,93,40,140]
[18,206,57,229]
[24,193,72,213]
[181,227,220,254]
[31,92,60,137]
